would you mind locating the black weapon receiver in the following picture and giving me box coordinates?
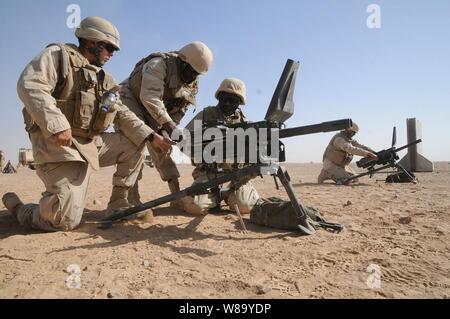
[94,59,349,235]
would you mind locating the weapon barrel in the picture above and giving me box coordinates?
[102,165,261,222]
[279,119,353,139]
[395,139,422,153]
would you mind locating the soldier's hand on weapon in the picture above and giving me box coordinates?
[367,152,379,161]
[148,132,175,154]
[52,128,73,147]
[161,121,177,136]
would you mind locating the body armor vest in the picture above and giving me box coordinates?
[323,132,354,167]
[127,51,198,125]
[23,43,118,139]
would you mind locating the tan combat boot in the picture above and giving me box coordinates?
[107,186,131,212]
[168,178,184,210]
[108,186,152,222]
[127,182,142,206]
[2,192,24,217]
[127,182,153,222]
[317,169,327,184]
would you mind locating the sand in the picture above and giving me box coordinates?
[0,163,449,299]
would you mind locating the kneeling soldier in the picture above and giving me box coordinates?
[183,78,260,215]
[318,123,378,185]
[2,16,172,232]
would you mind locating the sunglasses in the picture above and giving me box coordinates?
[182,61,200,77]
[99,42,117,53]
[218,92,241,105]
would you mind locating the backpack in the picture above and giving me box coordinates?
[250,197,343,235]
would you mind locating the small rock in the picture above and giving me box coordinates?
[344,200,352,207]
[256,285,272,295]
[399,217,412,225]
[93,199,101,206]
[107,289,121,299]
[83,266,88,271]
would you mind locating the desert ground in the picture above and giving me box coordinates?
[0,162,449,299]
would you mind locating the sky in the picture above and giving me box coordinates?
[0,0,449,164]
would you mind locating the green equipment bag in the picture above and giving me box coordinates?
[386,171,416,183]
[250,197,343,234]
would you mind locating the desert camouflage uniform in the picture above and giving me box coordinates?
[318,131,374,184]
[0,150,5,172]
[16,44,153,231]
[119,52,198,186]
[182,106,260,215]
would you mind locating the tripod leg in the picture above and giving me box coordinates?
[396,164,417,184]
[342,164,394,184]
[273,176,280,190]
[232,194,248,234]
[277,166,315,235]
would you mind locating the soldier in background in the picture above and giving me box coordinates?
[0,150,5,173]
[182,78,260,215]
[117,42,213,209]
[2,16,172,232]
[318,123,378,185]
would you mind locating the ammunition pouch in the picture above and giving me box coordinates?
[58,65,117,139]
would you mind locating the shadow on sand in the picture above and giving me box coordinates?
[292,182,372,187]
[40,206,295,257]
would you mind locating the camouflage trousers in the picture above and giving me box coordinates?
[146,141,180,182]
[183,171,260,216]
[120,91,180,190]
[318,158,356,184]
[15,132,144,232]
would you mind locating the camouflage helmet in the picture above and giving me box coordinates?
[178,42,213,75]
[75,16,121,50]
[348,122,359,133]
[215,78,247,105]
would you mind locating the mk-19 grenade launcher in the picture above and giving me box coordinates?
[345,127,421,184]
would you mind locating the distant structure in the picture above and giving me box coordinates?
[18,148,35,170]
[398,118,433,172]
